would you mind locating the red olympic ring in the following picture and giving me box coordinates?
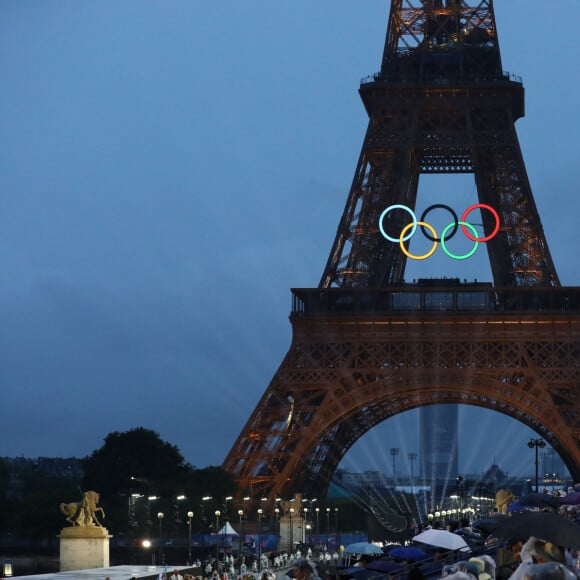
[461,204,500,242]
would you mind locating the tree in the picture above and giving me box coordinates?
[184,466,237,501]
[0,457,10,498]
[82,427,192,497]
[83,428,240,539]
[4,463,82,538]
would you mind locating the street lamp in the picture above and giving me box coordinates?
[176,495,186,550]
[187,511,194,565]
[315,507,320,536]
[238,509,244,567]
[273,507,281,548]
[528,438,546,492]
[157,512,165,565]
[289,507,295,554]
[334,508,339,534]
[215,510,221,561]
[257,508,263,565]
[326,507,330,533]
[224,496,233,521]
[142,539,153,565]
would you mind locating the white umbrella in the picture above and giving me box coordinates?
[412,529,470,552]
[344,542,384,555]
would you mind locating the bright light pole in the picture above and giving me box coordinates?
[200,496,212,552]
[176,495,186,555]
[215,510,221,561]
[289,507,295,554]
[315,507,320,536]
[142,539,153,565]
[326,507,330,533]
[257,508,263,566]
[238,509,244,568]
[224,496,233,521]
[187,511,194,565]
[528,438,546,492]
[157,512,165,565]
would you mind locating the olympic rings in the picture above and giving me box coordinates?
[379,205,417,242]
[461,203,500,242]
[420,204,459,242]
[378,203,500,260]
[440,221,479,260]
[400,221,438,260]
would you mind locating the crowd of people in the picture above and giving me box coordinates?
[133,485,580,580]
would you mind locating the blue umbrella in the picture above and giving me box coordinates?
[338,567,370,579]
[365,560,405,573]
[507,500,525,512]
[344,542,384,555]
[518,493,562,510]
[561,491,580,505]
[388,546,430,562]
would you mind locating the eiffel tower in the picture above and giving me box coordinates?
[223,0,580,503]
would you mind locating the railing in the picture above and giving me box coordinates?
[360,71,521,86]
[364,542,502,580]
[291,285,580,316]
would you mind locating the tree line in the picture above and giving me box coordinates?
[0,427,237,541]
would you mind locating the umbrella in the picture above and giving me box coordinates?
[344,542,384,555]
[472,515,510,535]
[490,511,580,548]
[560,491,580,505]
[388,546,430,562]
[517,493,562,510]
[521,562,576,580]
[507,500,526,512]
[365,560,405,573]
[337,567,370,580]
[412,529,470,552]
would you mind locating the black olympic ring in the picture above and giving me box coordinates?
[420,204,459,242]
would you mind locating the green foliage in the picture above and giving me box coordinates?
[82,427,191,497]
[184,466,237,501]
[81,427,239,539]
[1,429,240,542]
[0,457,10,498]
[7,468,81,538]
[0,458,10,529]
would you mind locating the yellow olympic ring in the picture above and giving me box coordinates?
[399,221,438,260]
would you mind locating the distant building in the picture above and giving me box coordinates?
[419,405,459,483]
[1,456,83,498]
[480,463,508,489]
[337,469,390,488]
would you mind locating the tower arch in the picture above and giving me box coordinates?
[223,0,580,506]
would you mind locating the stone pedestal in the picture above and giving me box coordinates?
[59,526,111,571]
[279,515,304,552]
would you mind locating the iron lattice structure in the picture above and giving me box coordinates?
[223,0,579,503]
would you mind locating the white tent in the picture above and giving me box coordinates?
[217,521,239,536]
